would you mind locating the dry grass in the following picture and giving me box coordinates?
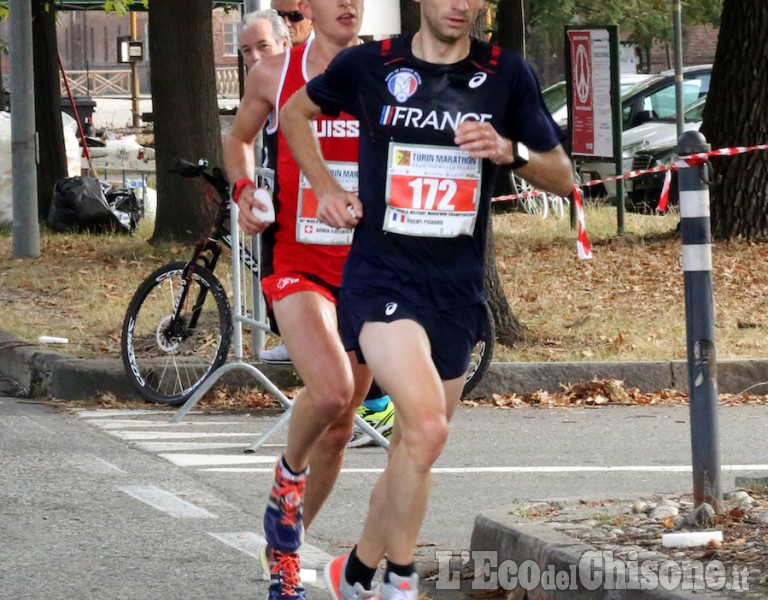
[493,204,768,363]
[1,205,767,365]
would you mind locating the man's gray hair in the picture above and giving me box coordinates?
[241,9,291,46]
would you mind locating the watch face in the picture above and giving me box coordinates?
[517,142,530,162]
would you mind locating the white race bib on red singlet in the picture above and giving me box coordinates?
[296,161,357,245]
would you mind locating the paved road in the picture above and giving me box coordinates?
[2,397,767,599]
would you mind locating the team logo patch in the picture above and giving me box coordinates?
[277,277,301,290]
[386,68,422,103]
[468,72,487,89]
[394,149,412,166]
[385,302,398,316]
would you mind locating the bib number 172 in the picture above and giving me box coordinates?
[407,177,458,210]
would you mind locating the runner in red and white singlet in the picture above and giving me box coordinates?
[222,3,370,600]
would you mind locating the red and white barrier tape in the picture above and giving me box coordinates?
[490,143,768,259]
[572,187,592,259]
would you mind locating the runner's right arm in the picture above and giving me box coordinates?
[223,56,283,234]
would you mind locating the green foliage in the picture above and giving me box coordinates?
[103,0,148,15]
[530,0,722,49]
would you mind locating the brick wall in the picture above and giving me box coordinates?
[50,8,242,71]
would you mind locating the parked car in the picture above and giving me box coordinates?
[573,64,711,198]
[543,73,654,124]
[625,96,708,213]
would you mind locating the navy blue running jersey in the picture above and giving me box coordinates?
[306,35,563,310]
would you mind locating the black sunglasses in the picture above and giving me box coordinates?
[276,10,305,23]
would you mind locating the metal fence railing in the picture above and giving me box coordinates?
[58,67,240,98]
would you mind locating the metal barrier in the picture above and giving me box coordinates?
[60,67,240,97]
[169,168,390,452]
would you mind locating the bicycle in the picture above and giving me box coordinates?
[120,158,238,406]
[462,303,495,397]
[120,158,495,406]
[511,173,569,220]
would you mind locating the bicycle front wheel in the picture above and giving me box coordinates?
[121,261,233,405]
[463,303,495,397]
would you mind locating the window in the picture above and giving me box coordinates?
[224,22,239,56]
[644,81,703,119]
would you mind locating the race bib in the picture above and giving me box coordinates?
[296,161,356,245]
[383,143,481,238]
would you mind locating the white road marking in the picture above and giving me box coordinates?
[159,453,277,467]
[132,441,252,452]
[109,431,260,440]
[21,416,54,432]
[197,464,768,474]
[208,532,329,587]
[118,485,218,519]
[85,455,128,474]
[76,409,176,418]
[87,419,244,429]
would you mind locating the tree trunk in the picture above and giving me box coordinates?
[700,0,768,240]
[484,210,525,346]
[33,2,67,221]
[496,0,525,54]
[148,0,221,243]
[485,2,526,345]
[398,0,420,35]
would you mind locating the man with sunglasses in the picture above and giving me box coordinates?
[271,0,313,46]
[223,2,366,600]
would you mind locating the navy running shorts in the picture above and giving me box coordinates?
[339,289,490,380]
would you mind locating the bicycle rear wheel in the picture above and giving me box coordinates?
[549,194,566,220]
[462,303,495,397]
[522,192,548,219]
[121,261,232,405]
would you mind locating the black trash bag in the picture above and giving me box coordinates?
[104,185,142,230]
[49,176,141,234]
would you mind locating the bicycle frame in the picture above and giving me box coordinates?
[165,161,262,343]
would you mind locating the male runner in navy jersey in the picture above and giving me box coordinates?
[280,1,574,598]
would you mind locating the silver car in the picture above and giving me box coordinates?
[574,65,711,199]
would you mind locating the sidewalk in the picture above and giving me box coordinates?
[1,329,766,600]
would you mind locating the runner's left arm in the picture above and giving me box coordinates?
[454,119,573,198]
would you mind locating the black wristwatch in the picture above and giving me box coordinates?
[506,141,530,170]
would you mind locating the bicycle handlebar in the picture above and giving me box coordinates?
[170,157,231,205]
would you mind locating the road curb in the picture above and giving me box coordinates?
[0,331,302,400]
[469,359,768,397]
[470,507,726,599]
[3,329,768,400]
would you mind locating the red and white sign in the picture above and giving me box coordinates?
[568,29,614,158]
